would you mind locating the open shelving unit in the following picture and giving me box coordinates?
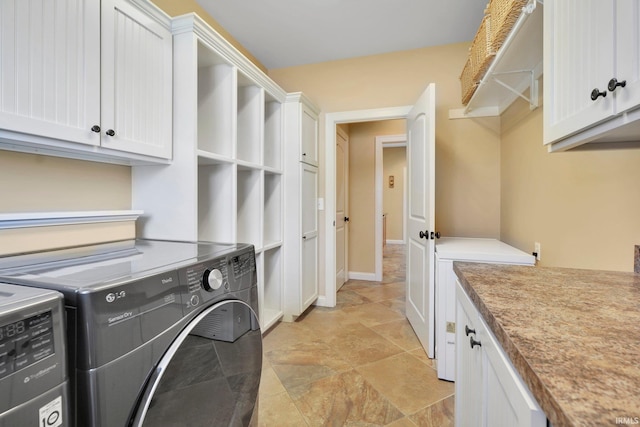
[449,0,543,119]
[132,13,286,331]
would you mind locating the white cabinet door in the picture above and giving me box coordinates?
[455,285,483,427]
[300,163,318,310]
[614,0,640,114]
[484,339,547,427]
[300,102,318,165]
[101,0,172,159]
[543,0,615,145]
[455,280,546,427]
[0,0,101,145]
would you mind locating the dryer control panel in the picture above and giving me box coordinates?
[178,245,256,314]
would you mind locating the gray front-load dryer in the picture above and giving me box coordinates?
[0,239,262,427]
[0,283,68,427]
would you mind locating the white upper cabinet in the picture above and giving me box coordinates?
[0,0,100,145]
[544,0,640,150]
[100,0,173,159]
[0,0,172,163]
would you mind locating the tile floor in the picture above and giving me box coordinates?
[257,245,455,426]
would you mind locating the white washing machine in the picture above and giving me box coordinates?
[0,239,262,427]
[435,237,535,381]
[0,283,68,427]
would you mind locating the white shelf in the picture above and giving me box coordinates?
[450,0,543,119]
[136,13,287,333]
[0,210,143,229]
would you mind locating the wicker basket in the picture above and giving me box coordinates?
[488,0,527,52]
[469,14,496,81]
[460,58,478,105]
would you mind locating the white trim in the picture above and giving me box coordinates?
[0,210,144,230]
[348,271,378,282]
[386,239,405,245]
[324,107,411,308]
[375,134,407,282]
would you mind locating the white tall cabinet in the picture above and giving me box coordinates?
[0,0,172,162]
[132,14,288,331]
[283,93,320,321]
[544,0,640,151]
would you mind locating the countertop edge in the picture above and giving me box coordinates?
[453,262,570,427]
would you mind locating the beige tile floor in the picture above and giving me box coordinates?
[257,245,455,426]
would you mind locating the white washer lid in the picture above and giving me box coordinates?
[435,237,535,265]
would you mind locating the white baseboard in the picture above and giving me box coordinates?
[348,271,377,281]
[314,295,332,307]
[386,240,405,245]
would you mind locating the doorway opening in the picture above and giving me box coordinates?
[375,134,406,281]
[322,106,411,308]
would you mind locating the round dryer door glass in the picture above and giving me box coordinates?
[131,300,262,427]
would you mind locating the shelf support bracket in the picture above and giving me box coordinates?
[491,69,539,110]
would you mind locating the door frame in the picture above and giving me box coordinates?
[375,134,407,281]
[321,106,411,307]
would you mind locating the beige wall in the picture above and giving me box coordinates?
[383,147,406,242]
[0,151,132,254]
[348,120,406,274]
[270,43,502,282]
[501,89,640,272]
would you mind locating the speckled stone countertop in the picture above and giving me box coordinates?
[453,262,640,427]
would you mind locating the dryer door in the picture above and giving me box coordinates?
[130,300,262,427]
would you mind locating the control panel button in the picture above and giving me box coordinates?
[202,269,223,292]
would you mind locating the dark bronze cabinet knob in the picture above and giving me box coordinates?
[608,78,627,92]
[91,125,101,133]
[470,336,482,349]
[591,88,607,101]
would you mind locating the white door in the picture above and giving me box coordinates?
[335,127,349,290]
[405,83,436,358]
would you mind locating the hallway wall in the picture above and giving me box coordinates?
[383,147,406,242]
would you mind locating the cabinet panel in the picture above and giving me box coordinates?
[301,231,318,310]
[455,283,483,427]
[544,0,615,144]
[101,0,172,159]
[301,164,318,235]
[614,0,640,114]
[301,104,318,165]
[0,0,100,145]
[456,280,546,427]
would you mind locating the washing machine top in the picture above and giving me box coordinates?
[0,239,256,370]
[0,239,250,296]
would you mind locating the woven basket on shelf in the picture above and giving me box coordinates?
[488,0,527,52]
[460,58,478,105]
[469,14,496,81]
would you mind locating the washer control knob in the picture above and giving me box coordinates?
[203,269,223,292]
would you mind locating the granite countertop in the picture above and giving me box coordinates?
[453,262,640,427]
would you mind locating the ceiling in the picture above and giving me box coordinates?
[196,0,487,69]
